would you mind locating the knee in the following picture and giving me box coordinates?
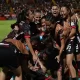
[66,61,72,67]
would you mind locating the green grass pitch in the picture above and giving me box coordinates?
[0,20,16,41]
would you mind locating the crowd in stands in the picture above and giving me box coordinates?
[0,0,80,20]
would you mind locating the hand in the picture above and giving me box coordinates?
[55,55,60,63]
[30,66,39,71]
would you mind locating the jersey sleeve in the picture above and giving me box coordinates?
[71,22,76,29]
[22,23,31,38]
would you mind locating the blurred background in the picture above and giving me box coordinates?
[0,0,80,20]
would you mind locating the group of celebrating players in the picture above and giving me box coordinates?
[0,4,80,80]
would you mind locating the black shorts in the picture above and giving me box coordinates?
[75,34,80,54]
[75,43,80,54]
[66,39,75,54]
[0,43,20,70]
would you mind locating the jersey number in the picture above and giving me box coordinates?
[66,44,71,51]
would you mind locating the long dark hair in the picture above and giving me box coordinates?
[16,9,31,23]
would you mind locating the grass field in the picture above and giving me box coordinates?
[0,20,16,41]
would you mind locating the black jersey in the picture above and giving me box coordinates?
[31,32,52,51]
[53,15,61,23]
[8,21,31,42]
[74,21,80,54]
[29,22,40,37]
[0,42,20,69]
[16,21,40,42]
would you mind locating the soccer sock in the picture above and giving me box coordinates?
[77,61,80,77]
[77,61,80,70]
